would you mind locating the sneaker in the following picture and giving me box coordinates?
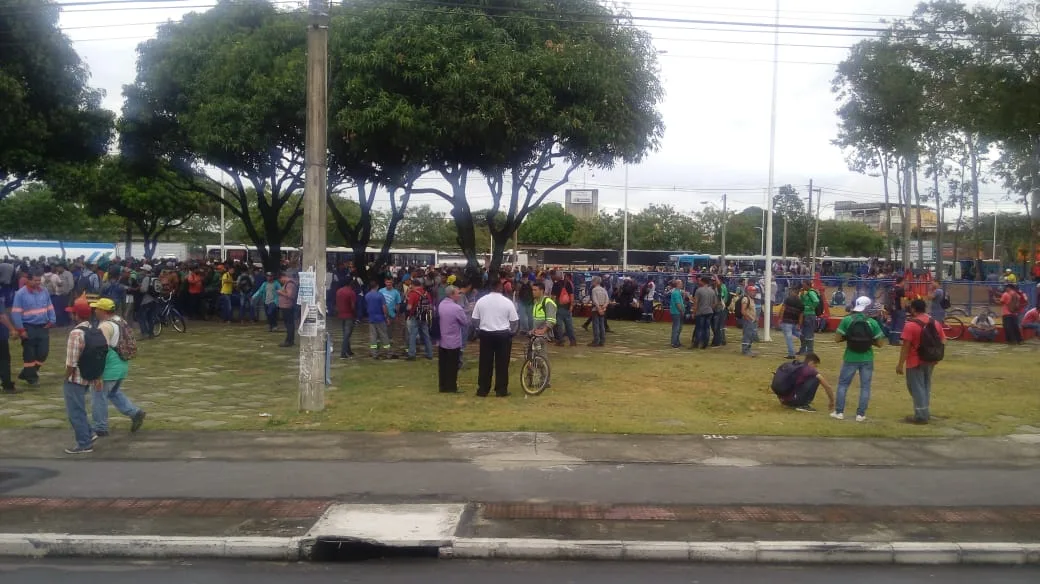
[91,434,99,443]
[94,430,109,438]
[902,416,928,425]
[785,355,796,360]
[856,415,866,422]
[130,411,147,433]
[64,445,94,455]
[795,405,817,413]
[830,412,844,420]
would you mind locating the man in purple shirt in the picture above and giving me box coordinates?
[437,285,469,393]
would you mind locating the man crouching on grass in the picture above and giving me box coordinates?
[777,353,836,413]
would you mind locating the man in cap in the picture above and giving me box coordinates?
[88,298,146,437]
[739,284,759,357]
[61,297,99,454]
[135,264,158,339]
[832,296,886,423]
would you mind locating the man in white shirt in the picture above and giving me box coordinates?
[471,280,519,397]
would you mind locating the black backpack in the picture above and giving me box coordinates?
[771,360,805,396]
[77,323,110,382]
[845,314,875,353]
[733,294,745,320]
[939,290,951,310]
[912,317,945,363]
[810,290,824,317]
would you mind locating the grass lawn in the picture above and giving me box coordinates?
[0,317,1036,437]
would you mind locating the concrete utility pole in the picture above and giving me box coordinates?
[298,0,329,412]
[720,193,728,273]
[763,0,781,343]
[811,189,823,275]
[622,165,629,272]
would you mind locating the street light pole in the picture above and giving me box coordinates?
[622,164,629,272]
[762,0,781,343]
[992,212,998,260]
[720,193,727,273]
[298,0,329,412]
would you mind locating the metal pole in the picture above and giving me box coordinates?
[299,0,329,412]
[762,0,780,342]
[811,189,822,275]
[720,193,727,274]
[782,216,788,260]
[219,184,226,262]
[622,165,629,272]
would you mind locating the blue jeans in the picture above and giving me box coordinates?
[265,303,279,330]
[556,307,576,343]
[905,365,933,422]
[693,314,712,347]
[741,317,758,353]
[642,300,654,321]
[835,360,874,417]
[670,314,683,347]
[781,322,797,356]
[711,309,727,346]
[889,309,906,344]
[139,302,157,337]
[518,302,533,332]
[591,313,605,345]
[407,318,433,359]
[800,315,817,353]
[341,319,355,356]
[91,379,141,433]
[63,380,93,449]
[237,292,255,321]
[219,294,233,322]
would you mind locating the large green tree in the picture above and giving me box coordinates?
[121,0,313,272]
[0,0,113,200]
[519,203,576,246]
[0,185,122,244]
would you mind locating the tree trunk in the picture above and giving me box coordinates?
[968,135,982,278]
[899,158,912,270]
[124,220,133,259]
[374,188,410,276]
[913,162,924,269]
[880,150,893,262]
[143,238,157,260]
[487,231,512,277]
[933,162,943,281]
[1031,136,1040,281]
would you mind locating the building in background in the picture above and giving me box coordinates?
[565,189,599,220]
[833,201,939,235]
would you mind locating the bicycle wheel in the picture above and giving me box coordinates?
[947,308,968,317]
[520,356,551,396]
[171,310,187,333]
[153,316,164,337]
[942,315,964,341]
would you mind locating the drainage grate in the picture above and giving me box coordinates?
[308,538,441,562]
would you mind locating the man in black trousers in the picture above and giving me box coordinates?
[471,279,519,397]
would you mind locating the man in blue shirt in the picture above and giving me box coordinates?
[11,269,56,386]
[365,281,390,359]
[380,277,403,358]
[668,279,686,348]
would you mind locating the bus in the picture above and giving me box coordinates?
[205,245,299,265]
[326,247,438,268]
[812,256,870,277]
[669,253,713,271]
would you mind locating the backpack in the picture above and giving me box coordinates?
[111,316,137,361]
[77,323,110,382]
[771,360,805,396]
[939,290,951,310]
[832,289,846,307]
[559,284,572,306]
[1009,292,1022,313]
[416,290,433,323]
[911,317,945,363]
[845,315,875,353]
[733,294,745,320]
[809,290,824,316]
[152,276,165,295]
[101,281,122,301]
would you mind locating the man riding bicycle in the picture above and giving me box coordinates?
[530,282,557,385]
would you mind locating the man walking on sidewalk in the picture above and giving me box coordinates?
[472,279,518,397]
[11,269,56,386]
[897,298,946,425]
[89,298,146,437]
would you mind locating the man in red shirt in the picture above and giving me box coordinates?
[405,279,433,361]
[897,298,946,425]
[335,282,357,359]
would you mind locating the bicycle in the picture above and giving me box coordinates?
[940,315,965,341]
[152,293,187,336]
[520,331,551,396]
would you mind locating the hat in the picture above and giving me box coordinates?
[139,264,152,272]
[853,296,872,313]
[446,275,457,285]
[67,297,92,320]
[90,298,117,312]
[1005,268,1013,273]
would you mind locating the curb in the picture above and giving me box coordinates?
[0,534,301,561]
[446,539,1040,565]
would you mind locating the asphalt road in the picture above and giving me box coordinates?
[2,459,1039,506]
[1,559,1038,584]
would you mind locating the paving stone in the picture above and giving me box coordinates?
[192,420,227,429]
[30,418,66,428]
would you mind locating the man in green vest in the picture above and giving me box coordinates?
[531,282,557,386]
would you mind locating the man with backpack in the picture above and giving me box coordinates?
[999,283,1028,345]
[737,284,759,357]
[831,296,886,422]
[771,353,836,413]
[897,298,946,425]
[405,279,434,361]
[711,276,729,348]
[135,264,158,339]
[799,281,823,355]
[88,298,146,437]
[550,271,577,346]
[60,298,108,454]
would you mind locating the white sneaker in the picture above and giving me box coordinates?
[830,412,844,420]
[856,415,866,422]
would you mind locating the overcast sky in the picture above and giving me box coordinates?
[59,0,1024,219]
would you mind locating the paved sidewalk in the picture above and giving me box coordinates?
[1,429,1039,467]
